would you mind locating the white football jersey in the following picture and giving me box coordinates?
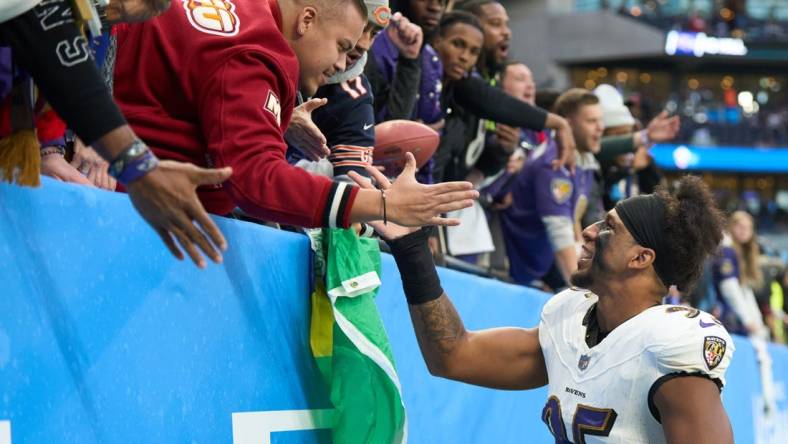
[538,288,734,444]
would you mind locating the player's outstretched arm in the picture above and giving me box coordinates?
[407,295,547,390]
[348,168,548,390]
[654,376,733,444]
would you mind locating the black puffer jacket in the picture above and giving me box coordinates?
[433,75,548,182]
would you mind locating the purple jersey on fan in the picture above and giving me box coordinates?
[501,137,596,285]
[712,244,745,334]
[370,31,443,124]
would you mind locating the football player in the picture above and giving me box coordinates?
[352,169,734,444]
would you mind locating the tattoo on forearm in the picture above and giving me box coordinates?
[414,297,465,356]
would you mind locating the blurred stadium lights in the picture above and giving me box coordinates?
[651,144,788,173]
[664,30,748,57]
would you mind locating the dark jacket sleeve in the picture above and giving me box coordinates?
[385,55,421,120]
[364,52,421,121]
[364,55,388,120]
[596,135,636,165]
[453,76,548,130]
[1,0,126,146]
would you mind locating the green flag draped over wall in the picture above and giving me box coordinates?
[308,228,407,444]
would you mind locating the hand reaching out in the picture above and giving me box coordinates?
[285,98,331,161]
[348,165,419,241]
[387,152,477,227]
[387,12,423,60]
[645,111,680,144]
[40,150,94,187]
[349,152,478,229]
[495,124,520,151]
[127,161,232,268]
[71,138,116,191]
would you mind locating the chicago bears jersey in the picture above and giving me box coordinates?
[314,74,375,178]
[538,289,734,443]
[287,74,375,179]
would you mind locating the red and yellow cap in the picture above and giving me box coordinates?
[365,0,391,28]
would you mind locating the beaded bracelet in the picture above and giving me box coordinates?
[40,145,67,157]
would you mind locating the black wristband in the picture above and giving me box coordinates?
[386,228,443,305]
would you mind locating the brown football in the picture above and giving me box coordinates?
[373,120,439,177]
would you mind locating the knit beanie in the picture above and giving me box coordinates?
[594,84,635,129]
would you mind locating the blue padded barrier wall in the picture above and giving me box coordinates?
[1,179,787,443]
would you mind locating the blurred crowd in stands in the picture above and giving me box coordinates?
[599,0,788,42]
[1,0,786,343]
[641,79,787,148]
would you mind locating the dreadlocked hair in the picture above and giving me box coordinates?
[657,176,725,293]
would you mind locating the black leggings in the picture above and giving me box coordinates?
[0,0,125,145]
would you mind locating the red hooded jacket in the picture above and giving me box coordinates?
[113,0,357,228]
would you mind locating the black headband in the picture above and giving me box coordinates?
[615,194,677,287]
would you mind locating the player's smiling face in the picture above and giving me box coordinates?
[572,209,633,289]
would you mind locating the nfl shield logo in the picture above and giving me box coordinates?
[550,178,573,204]
[703,336,727,370]
[578,354,591,370]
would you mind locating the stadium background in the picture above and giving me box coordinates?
[502,0,788,255]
